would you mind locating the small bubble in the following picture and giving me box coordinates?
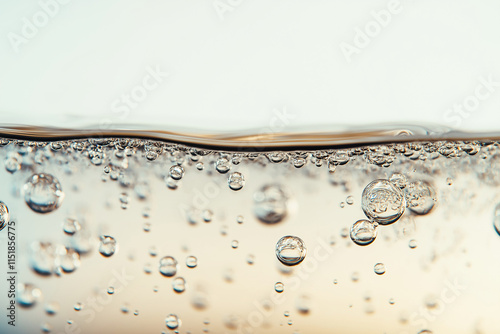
[339,202,345,208]
[236,215,244,224]
[254,185,288,224]
[409,239,418,249]
[246,254,255,265]
[41,322,52,333]
[228,172,245,191]
[446,177,453,185]
[23,173,64,213]
[418,331,433,334]
[351,272,359,282]
[389,173,408,189]
[220,225,228,236]
[340,227,349,238]
[172,277,186,293]
[389,298,395,305]
[186,256,198,268]
[62,218,81,235]
[99,235,118,257]
[143,222,151,232]
[18,283,41,307]
[153,286,159,292]
[45,302,59,315]
[405,181,436,215]
[374,263,386,275]
[165,177,179,190]
[362,179,405,225]
[231,240,239,249]
[121,304,129,313]
[346,196,354,205]
[159,256,178,277]
[5,153,21,173]
[350,220,378,246]
[196,162,204,170]
[169,165,185,180]
[274,282,284,293]
[73,303,83,311]
[165,314,181,329]
[59,248,80,273]
[107,287,115,295]
[284,311,290,317]
[333,279,338,285]
[276,236,306,266]
[296,295,310,314]
[215,157,231,174]
[202,210,213,223]
[149,246,158,257]
[133,310,139,316]
[293,157,306,168]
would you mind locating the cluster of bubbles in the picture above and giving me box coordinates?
[350,174,437,248]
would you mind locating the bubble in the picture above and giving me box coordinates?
[23,173,64,213]
[274,282,284,293]
[228,172,245,191]
[350,220,378,246]
[120,304,129,313]
[202,209,213,223]
[186,256,198,268]
[231,240,239,249]
[0,201,10,232]
[418,331,433,334]
[73,303,83,311]
[99,235,118,257]
[5,152,22,173]
[41,322,52,333]
[107,287,115,295]
[254,185,288,224]
[389,298,395,305]
[196,162,204,170]
[169,165,185,180]
[133,310,139,316]
[293,157,306,168]
[361,179,405,225]
[166,177,178,190]
[143,222,151,232]
[62,218,81,235]
[346,195,354,205]
[60,248,80,273]
[296,295,310,314]
[276,236,306,266]
[17,283,41,307]
[351,272,360,282]
[172,277,186,293]
[389,173,408,189]
[284,311,290,317]
[45,302,59,315]
[165,314,181,329]
[143,263,152,274]
[159,256,178,277]
[236,215,244,224]
[405,181,436,215]
[446,177,453,185]
[409,239,418,249]
[215,157,231,174]
[374,263,386,275]
[30,241,64,275]
[246,254,255,265]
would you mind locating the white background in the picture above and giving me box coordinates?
[1,0,499,133]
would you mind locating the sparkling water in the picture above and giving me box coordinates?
[0,127,500,333]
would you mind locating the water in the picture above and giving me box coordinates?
[0,126,500,333]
